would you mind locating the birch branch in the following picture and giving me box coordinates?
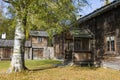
[2,0,12,3]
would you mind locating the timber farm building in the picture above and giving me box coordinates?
[54,0,120,65]
[0,0,120,66]
[0,31,54,60]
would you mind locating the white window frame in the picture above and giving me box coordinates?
[38,37,42,42]
[106,36,115,51]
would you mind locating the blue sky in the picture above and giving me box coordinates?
[80,0,114,16]
[0,0,114,17]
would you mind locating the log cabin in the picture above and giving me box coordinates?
[54,0,120,65]
[30,31,49,59]
[0,40,31,60]
[77,0,120,59]
[0,31,53,60]
[53,28,95,65]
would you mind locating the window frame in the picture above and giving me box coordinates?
[74,38,90,51]
[38,37,42,42]
[106,36,115,52]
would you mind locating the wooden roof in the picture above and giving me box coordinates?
[30,31,48,37]
[70,29,94,38]
[78,0,120,24]
[0,39,31,48]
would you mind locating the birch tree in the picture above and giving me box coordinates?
[2,0,88,73]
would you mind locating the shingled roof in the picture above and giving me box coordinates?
[30,31,48,37]
[70,28,94,38]
[0,40,31,48]
[78,0,120,24]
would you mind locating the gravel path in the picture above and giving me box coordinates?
[102,56,120,70]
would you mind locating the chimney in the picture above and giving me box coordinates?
[1,33,6,39]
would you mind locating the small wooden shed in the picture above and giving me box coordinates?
[30,31,49,59]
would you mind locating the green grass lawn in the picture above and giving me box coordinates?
[25,60,61,69]
[0,60,61,72]
[0,60,120,80]
[0,61,10,72]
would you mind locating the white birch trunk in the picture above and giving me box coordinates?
[8,17,26,73]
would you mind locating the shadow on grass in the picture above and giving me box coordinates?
[88,66,100,70]
[28,63,63,72]
[28,62,100,72]
[69,64,100,71]
[29,66,57,71]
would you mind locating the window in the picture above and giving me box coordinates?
[38,37,42,42]
[74,39,82,51]
[106,36,115,51]
[74,38,89,51]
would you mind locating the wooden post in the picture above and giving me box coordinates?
[92,38,96,66]
[116,29,119,55]
[72,37,75,63]
[29,48,33,60]
[89,38,91,51]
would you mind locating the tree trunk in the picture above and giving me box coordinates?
[8,17,27,73]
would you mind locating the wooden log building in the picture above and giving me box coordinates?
[30,31,50,60]
[54,28,95,65]
[54,0,120,65]
[1,1,120,65]
[0,31,53,60]
[78,0,120,59]
[0,40,31,60]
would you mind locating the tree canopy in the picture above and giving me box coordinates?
[1,0,88,72]
[2,0,88,37]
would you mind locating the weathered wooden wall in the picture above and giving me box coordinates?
[53,31,94,64]
[0,47,30,60]
[31,36,48,48]
[79,4,120,59]
[0,48,12,59]
[31,36,55,59]
[31,36,48,59]
[53,34,65,59]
